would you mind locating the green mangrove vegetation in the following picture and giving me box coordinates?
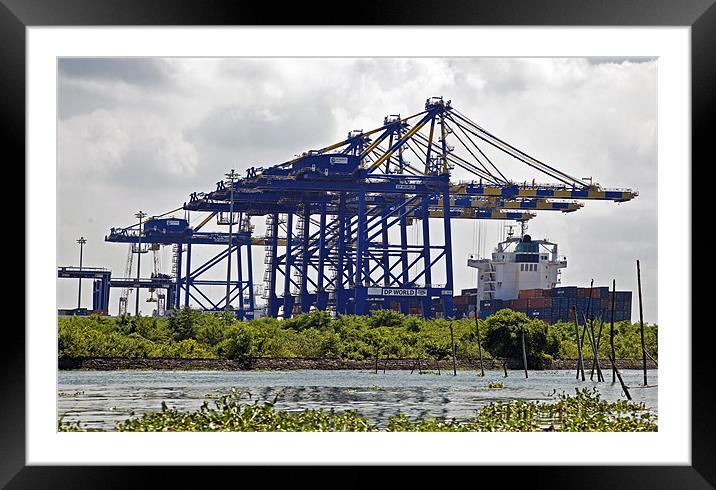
[58,308,658,364]
[58,387,657,432]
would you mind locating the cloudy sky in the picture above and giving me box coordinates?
[57,57,657,322]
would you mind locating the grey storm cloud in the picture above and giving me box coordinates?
[57,57,658,322]
[59,58,172,86]
[185,99,337,155]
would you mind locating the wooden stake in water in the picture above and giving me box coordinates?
[637,260,647,386]
[374,345,379,374]
[608,352,632,401]
[573,306,586,381]
[583,312,604,382]
[592,317,605,382]
[578,279,594,365]
[449,322,457,376]
[610,279,617,383]
[521,328,529,379]
[588,315,605,382]
[584,280,599,381]
[475,314,485,377]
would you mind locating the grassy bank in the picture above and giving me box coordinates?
[59,308,657,367]
[58,387,657,432]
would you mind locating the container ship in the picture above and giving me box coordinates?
[446,231,632,323]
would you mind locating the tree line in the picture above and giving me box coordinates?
[58,308,657,365]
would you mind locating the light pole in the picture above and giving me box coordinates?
[225,169,238,311]
[76,237,86,309]
[135,210,147,316]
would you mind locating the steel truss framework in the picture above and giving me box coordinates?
[57,266,177,315]
[100,97,636,319]
[106,218,256,319]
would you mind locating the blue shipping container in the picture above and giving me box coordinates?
[552,286,578,297]
[480,299,504,309]
[479,309,496,319]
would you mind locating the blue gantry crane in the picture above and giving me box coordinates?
[61,96,636,319]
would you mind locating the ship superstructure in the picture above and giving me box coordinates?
[467,231,567,304]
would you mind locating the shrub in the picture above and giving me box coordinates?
[217,328,254,360]
[167,307,204,341]
[284,311,333,332]
[168,339,216,358]
[368,310,405,329]
[482,309,553,368]
[58,309,657,363]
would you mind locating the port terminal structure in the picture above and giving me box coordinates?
[59,97,637,319]
[57,266,177,316]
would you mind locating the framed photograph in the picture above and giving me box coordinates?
[6,0,710,485]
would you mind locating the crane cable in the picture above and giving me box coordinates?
[451,110,586,188]
[443,120,510,184]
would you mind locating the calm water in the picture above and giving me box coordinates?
[58,369,658,430]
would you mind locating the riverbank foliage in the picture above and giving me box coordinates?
[58,387,656,432]
[58,308,657,363]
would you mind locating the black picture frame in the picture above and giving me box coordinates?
[4,0,708,486]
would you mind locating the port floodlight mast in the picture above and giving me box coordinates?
[98,96,637,320]
[76,236,86,308]
[134,210,147,316]
[224,168,239,311]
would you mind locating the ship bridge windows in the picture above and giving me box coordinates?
[516,253,539,263]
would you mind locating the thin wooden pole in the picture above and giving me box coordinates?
[590,317,605,382]
[583,314,603,382]
[608,352,632,400]
[636,259,648,386]
[579,279,594,365]
[503,359,508,377]
[374,345,379,374]
[610,279,616,383]
[645,349,658,367]
[573,306,586,381]
[475,315,485,377]
[585,280,597,380]
[449,322,457,376]
[521,328,529,379]
[583,309,604,381]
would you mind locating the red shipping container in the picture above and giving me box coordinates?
[454,295,469,305]
[513,298,529,309]
[519,289,543,299]
[528,298,546,308]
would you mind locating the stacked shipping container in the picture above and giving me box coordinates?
[475,286,632,323]
[394,287,632,322]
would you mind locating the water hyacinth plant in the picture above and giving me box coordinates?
[58,387,656,432]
